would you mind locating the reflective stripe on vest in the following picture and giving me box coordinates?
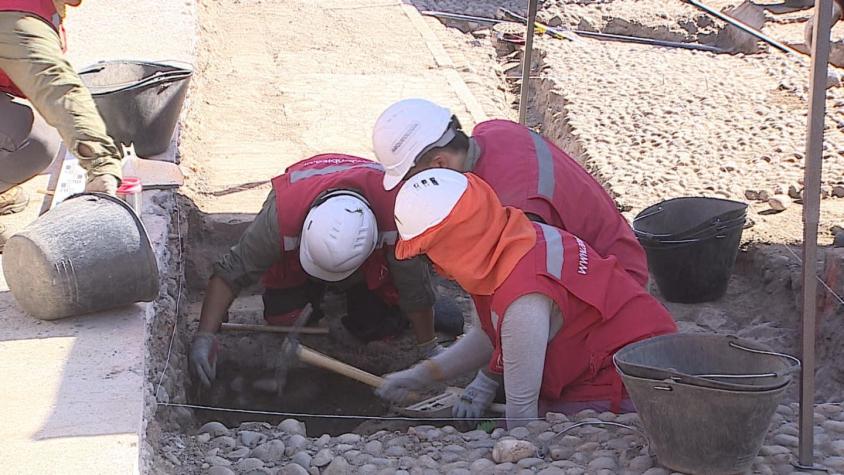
[538,223,564,279]
[289,163,384,183]
[529,131,554,199]
[281,230,397,252]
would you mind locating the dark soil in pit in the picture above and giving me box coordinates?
[192,365,390,436]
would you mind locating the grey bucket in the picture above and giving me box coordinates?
[1,193,159,320]
[79,60,193,156]
[614,334,799,391]
[614,334,798,474]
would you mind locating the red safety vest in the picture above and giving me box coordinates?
[261,154,400,305]
[473,223,676,407]
[0,0,66,97]
[472,120,650,286]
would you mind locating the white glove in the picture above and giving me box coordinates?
[190,332,219,387]
[453,370,498,420]
[376,362,438,403]
[85,174,119,196]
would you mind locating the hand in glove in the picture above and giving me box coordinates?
[453,370,499,420]
[376,361,440,403]
[85,174,119,196]
[417,337,446,358]
[190,332,219,387]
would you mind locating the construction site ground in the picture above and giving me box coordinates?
[3,0,844,474]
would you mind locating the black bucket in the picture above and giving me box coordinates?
[633,197,748,241]
[79,60,193,156]
[641,222,745,303]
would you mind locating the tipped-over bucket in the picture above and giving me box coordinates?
[614,334,799,392]
[80,60,193,156]
[2,193,159,320]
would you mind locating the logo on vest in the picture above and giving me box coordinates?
[575,237,589,275]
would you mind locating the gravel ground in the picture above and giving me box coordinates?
[157,402,844,474]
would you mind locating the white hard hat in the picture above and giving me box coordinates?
[394,168,469,240]
[372,98,454,191]
[300,191,378,282]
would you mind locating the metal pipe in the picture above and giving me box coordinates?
[575,30,725,52]
[420,11,499,24]
[684,0,800,54]
[799,0,834,467]
[519,0,539,125]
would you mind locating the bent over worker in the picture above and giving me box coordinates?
[372,98,649,286]
[190,154,438,387]
[376,169,677,428]
[0,0,123,249]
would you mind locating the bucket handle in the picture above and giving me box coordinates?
[690,341,801,380]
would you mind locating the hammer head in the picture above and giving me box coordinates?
[274,303,313,397]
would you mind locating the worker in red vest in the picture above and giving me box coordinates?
[372,98,649,286]
[0,1,123,249]
[190,155,438,388]
[376,169,676,428]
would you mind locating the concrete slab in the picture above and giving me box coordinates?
[0,0,196,473]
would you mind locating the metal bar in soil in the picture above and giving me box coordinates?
[519,0,539,125]
[684,0,799,54]
[220,322,329,335]
[799,0,834,466]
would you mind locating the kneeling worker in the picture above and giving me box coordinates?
[190,154,438,387]
[376,169,677,428]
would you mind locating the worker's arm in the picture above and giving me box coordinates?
[191,190,281,387]
[0,13,122,186]
[500,293,562,428]
[385,251,437,347]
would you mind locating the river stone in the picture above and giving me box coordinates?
[235,458,264,472]
[509,427,530,439]
[206,456,232,467]
[494,462,516,474]
[209,467,236,475]
[642,468,671,475]
[197,433,212,444]
[292,451,311,468]
[518,457,545,468]
[225,447,250,459]
[493,439,538,463]
[471,458,496,473]
[773,434,799,447]
[337,433,362,444]
[418,455,439,469]
[385,445,407,457]
[239,430,266,448]
[628,455,654,471]
[323,456,351,475]
[463,429,489,441]
[334,444,354,453]
[313,448,334,467]
[587,457,617,471]
[491,428,507,439]
[286,434,308,455]
[364,440,383,455]
[359,464,379,474]
[200,421,230,437]
[210,436,237,451]
[823,420,844,433]
[251,440,285,462]
[278,464,309,475]
[537,468,565,475]
[278,419,307,436]
[549,446,575,461]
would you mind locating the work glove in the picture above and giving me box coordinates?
[417,337,446,358]
[85,174,119,196]
[190,332,219,387]
[376,361,440,404]
[453,370,499,420]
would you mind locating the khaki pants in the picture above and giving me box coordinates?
[0,12,121,181]
[0,94,60,193]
